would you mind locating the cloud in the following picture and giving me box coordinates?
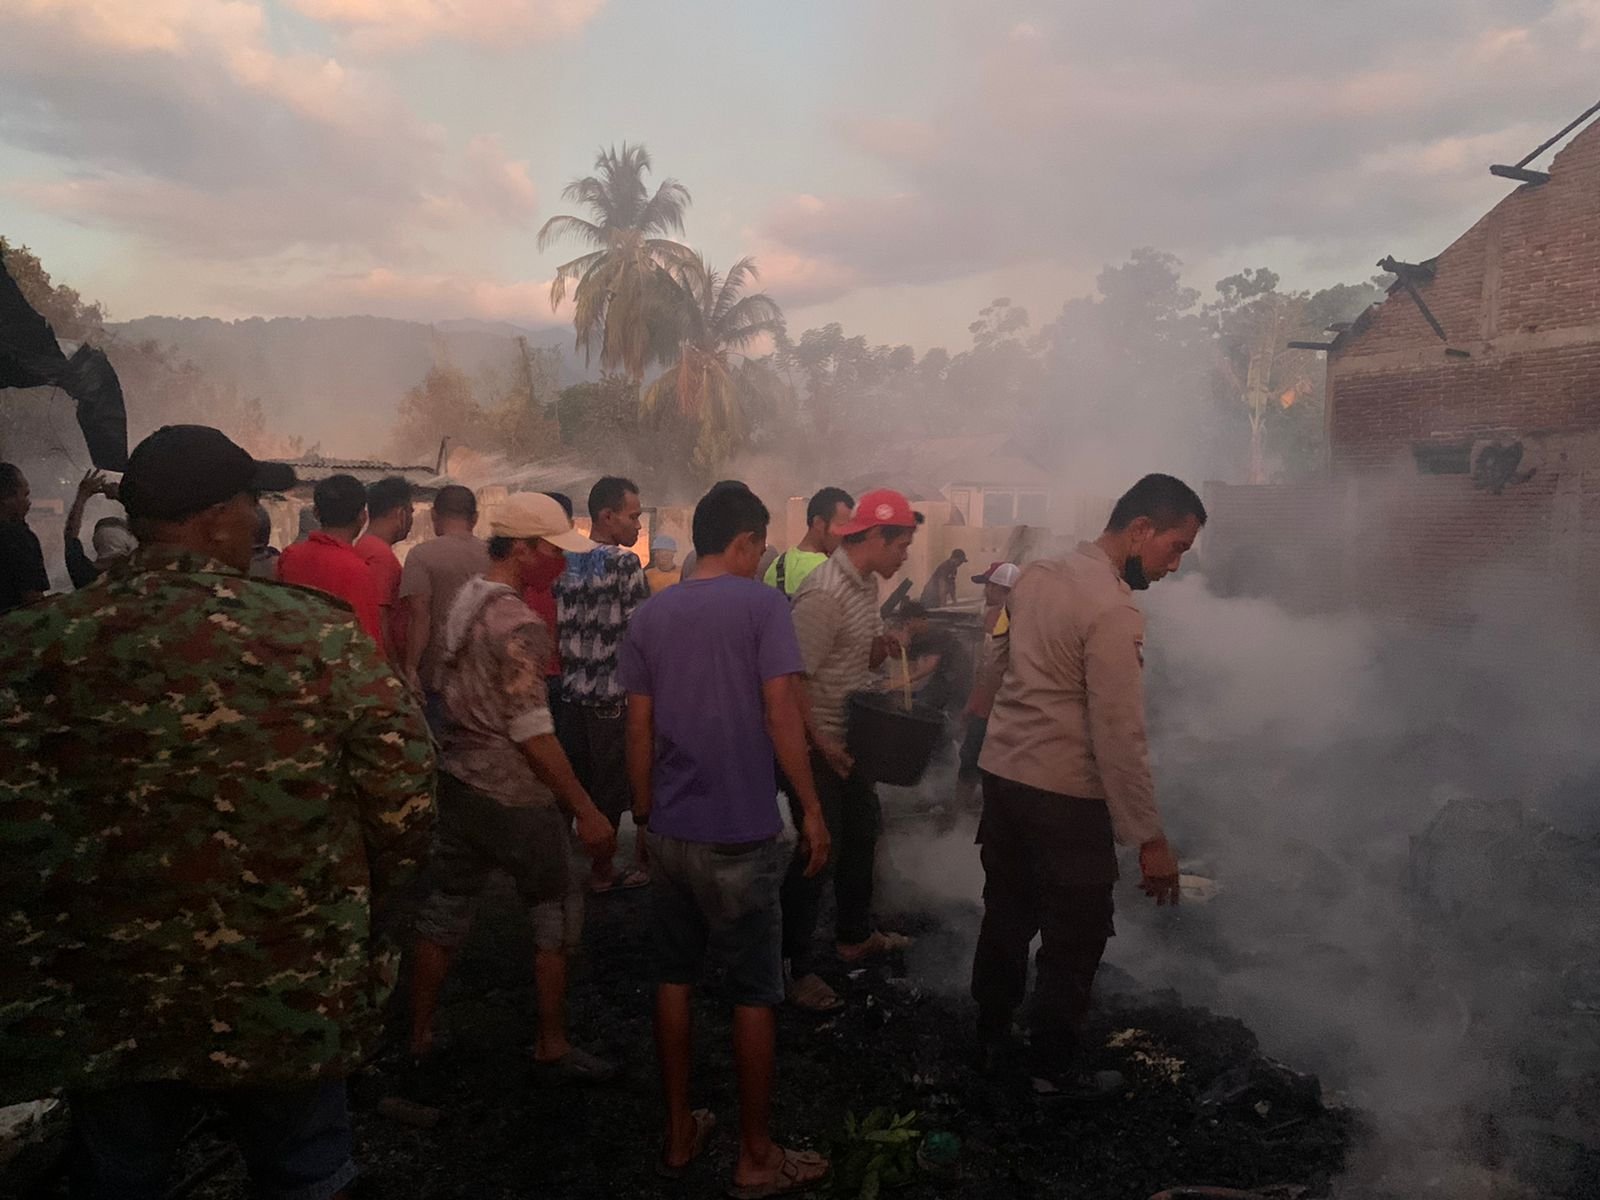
[838,116,942,167]
[757,0,1600,307]
[215,266,570,324]
[287,0,605,51]
[460,135,540,224]
[743,243,865,310]
[1,2,555,257]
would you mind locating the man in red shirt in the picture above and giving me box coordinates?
[278,474,384,643]
[355,476,415,664]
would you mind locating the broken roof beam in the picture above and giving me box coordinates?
[1377,256,1436,281]
[1489,164,1550,185]
[1287,340,1337,351]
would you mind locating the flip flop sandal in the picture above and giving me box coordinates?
[836,930,913,963]
[725,1147,829,1199]
[590,866,651,894]
[785,974,844,1014]
[656,1108,717,1179]
[531,1046,619,1086]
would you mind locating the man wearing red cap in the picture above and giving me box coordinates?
[781,488,921,1012]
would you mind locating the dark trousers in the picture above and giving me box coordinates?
[970,771,1117,1070]
[558,699,630,827]
[68,1079,354,1200]
[780,750,881,975]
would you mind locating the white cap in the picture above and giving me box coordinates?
[988,562,1021,588]
[490,492,596,553]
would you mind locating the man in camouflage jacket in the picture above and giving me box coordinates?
[0,425,435,1200]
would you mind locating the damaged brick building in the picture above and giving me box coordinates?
[1205,107,1600,632]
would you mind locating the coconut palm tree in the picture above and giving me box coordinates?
[643,254,785,466]
[537,143,694,381]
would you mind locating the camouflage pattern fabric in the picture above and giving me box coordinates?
[0,546,435,1103]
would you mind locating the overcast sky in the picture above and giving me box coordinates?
[3,0,1597,350]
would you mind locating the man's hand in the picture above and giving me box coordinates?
[1138,837,1181,906]
[575,805,617,861]
[869,630,905,669]
[799,809,831,878]
[818,736,854,781]
[77,469,109,498]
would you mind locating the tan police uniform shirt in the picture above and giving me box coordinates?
[978,541,1164,847]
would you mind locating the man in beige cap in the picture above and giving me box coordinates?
[409,492,622,1084]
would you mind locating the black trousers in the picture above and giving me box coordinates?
[779,750,881,975]
[557,698,630,828]
[970,771,1117,1069]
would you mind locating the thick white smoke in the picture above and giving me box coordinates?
[877,564,1600,1196]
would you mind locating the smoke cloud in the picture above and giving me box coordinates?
[878,554,1600,1196]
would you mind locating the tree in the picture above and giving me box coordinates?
[2,239,286,473]
[484,336,561,461]
[537,144,694,381]
[0,238,104,341]
[1205,268,1297,483]
[1028,248,1210,480]
[555,375,640,453]
[1204,270,1389,480]
[390,364,485,465]
[642,254,785,472]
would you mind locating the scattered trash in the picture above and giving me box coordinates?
[916,1130,961,1178]
[1108,1027,1187,1085]
[1197,1059,1322,1120]
[377,1096,443,1129]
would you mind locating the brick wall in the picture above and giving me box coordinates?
[1204,465,1594,634]
[1194,117,1600,633]
[1329,119,1600,474]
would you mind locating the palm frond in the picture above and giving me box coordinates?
[717,293,785,346]
[638,179,692,237]
[537,214,604,253]
[714,257,762,322]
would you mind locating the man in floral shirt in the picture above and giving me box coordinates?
[555,475,651,891]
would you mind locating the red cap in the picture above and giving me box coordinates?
[833,488,926,537]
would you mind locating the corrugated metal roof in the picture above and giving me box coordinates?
[267,456,438,489]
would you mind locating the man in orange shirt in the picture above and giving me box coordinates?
[355,476,414,663]
[277,474,384,643]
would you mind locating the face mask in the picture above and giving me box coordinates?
[526,549,567,590]
[1122,553,1150,591]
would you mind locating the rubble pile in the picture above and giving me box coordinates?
[6,880,1345,1200]
[1400,800,1600,1198]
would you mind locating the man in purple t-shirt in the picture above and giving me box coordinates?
[619,481,831,1196]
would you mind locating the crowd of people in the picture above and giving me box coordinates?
[0,426,1207,1200]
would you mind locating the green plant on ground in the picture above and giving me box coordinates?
[828,1108,923,1199]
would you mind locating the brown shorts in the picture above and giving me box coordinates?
[415,773,571,950]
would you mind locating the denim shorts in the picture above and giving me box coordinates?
[646,831,786,1007]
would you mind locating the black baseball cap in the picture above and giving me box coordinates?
[120,425,297,521]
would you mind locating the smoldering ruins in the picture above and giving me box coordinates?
[5,59,1600,1200]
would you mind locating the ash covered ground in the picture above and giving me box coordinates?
[159,796,1352,1200]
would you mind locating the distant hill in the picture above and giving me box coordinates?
[107,315,595,457]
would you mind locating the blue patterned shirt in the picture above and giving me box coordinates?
[554,544,649,705]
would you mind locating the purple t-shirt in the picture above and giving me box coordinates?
[616,573,804,843]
